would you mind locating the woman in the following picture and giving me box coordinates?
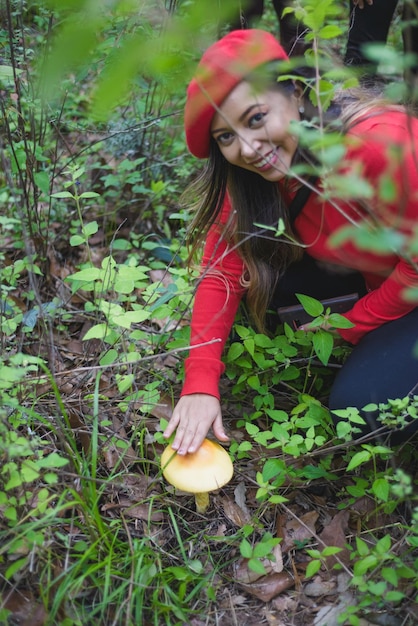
[163,29,418,455]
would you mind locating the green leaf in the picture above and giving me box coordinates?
[79,191,100,199]
[246,422,260,436]
[39,452,69,468]
[346,449,371,471]
[312,330,333,366]
[375,534,391,554]
[44,472,58,484]
[378,175,397,202]
[381,567,398,586]
[248,558,267,575]
[318,24,343,39]
[321,546,342,557]
[51,191,74,198]
[327,313,355,329]
[67,267,102,282]
[100,349,118,366]
[5,469,23,490]
[70,234,85,246]
[83,220,99,236]
[116,373,134,394]
[295,293,324,317]
[0,64,22,79]
[247,374,260,390]
[111,309,150,329]
[372,477,389,502]
[20,461,40,483]
[240,539,253,559]
[385,591,405,603]
[82,323,108,340]
[5,557,28,581]
[306,559,321,578]
[34,171,50,194]
[355,537,369,556]
[254,334,274,348]
[353,554,378,576]
[227,343,245,361]
[244,338,255,357]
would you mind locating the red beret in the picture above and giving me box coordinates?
[184,29,289,159]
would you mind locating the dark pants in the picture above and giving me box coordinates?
[344,0,418,85]
[271,254,418,444]
[228,0,309,57]
[230,0,418,85]
[329,308,418,445]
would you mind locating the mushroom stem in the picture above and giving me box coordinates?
[194,492,209,514]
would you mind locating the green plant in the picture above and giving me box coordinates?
[1,1,417,624]
[239,530,282,576]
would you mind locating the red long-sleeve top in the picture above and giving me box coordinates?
[181,110,418,399]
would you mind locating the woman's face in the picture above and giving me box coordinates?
[210,80,301,182]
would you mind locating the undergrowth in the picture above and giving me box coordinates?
[0,1,417,625]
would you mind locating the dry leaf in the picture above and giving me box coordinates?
[149,268,174,287]
[119,498,164,522]
[220,495,251,527]
[304,576,337,597]
[270,543,284,573]
[234,481,251,517]
[234,545,283,584]
[148,394,173,422]
[238,571,294,602]
[272,594,298,612]
[115,472,156,500]
[281,510,319,552]
[1,590,48,626]
[215,524,227,537]
[318,509,350,567]
[67,410,90,454]
[102,415,137,469]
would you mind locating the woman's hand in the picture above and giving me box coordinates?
[299,321,333,332]
[163,393,229,455]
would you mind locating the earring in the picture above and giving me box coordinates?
[299,104,305,114]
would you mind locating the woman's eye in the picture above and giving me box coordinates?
[248,111,266,128]
[215,132,234,146]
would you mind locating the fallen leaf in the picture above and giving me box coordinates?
[67,409,90,454]
[281,510,319,552]
[148,394,173,422]
[318,509,350,567]
[272,594,298,612]
[304,576,337,597]
[102,415,137,468]
[233,545,282,584]
[238,571,294,602]
[1,590,49,626]
[220,495,251,527]
[234,481,251,518]
[120,499,164,522]
[149,268,173,287]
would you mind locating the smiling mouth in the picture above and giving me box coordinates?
[253,149,278,169]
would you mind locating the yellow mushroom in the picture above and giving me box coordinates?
[161,439,233,513]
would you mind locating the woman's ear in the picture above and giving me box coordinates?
[293,81,305,103]
[292,82,305,115]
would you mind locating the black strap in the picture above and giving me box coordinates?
[288,176,318,225]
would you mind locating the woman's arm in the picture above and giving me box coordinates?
[164,197,246,452]
[338,257,418,344]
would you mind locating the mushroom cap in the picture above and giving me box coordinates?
[161,439,233,493]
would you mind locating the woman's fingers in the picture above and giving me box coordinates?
[163,394,225,455]
[212,414,230,442]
